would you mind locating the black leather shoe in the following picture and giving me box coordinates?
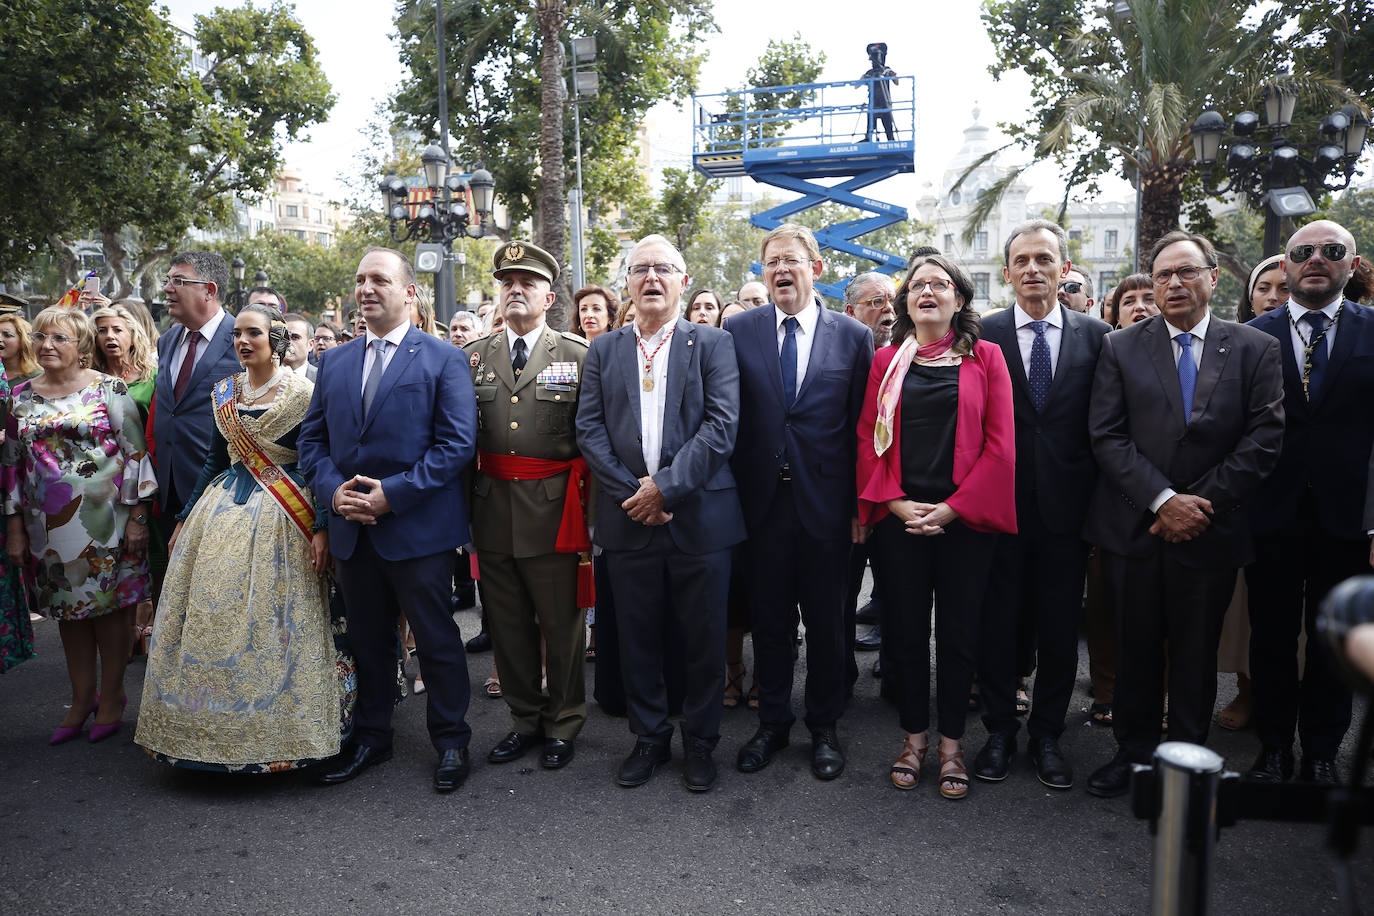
[855,625,882,651]
[464,631,492,653]
[1087,750,1133,799]
[433,748,470,793]
[1030,736,1073,789]
[487,731,540,764]
[452,585,477,610]
[1248,747,1294,783]
[736,725,790,773]
[1300,756,1339,784]
[973,732,1014,782]
[542,737,575,770]
[617,740,671,787]
[683,742,717,792]
[810,729,845,780]
[317,743,392,785]
[855,599,879,625]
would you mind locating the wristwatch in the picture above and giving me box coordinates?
[131,511,148,526]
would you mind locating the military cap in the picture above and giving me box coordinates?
[492,240,559,284]
[0,292,25,314]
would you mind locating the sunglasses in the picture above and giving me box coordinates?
[1058,281,1083,294]
[1288,243,1348,263]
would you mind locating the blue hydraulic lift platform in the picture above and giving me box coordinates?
[692,75,915,301]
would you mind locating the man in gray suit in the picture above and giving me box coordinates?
[1084,229,1285,797]
[575,233,746,793]
[153,251,244,520]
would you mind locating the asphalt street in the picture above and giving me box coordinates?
[2,591,1370,915]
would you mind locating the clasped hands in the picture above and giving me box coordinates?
[623,476,672,526]
[1149,493,1212,543]
[886,498,957,536]
[334,475,392,525]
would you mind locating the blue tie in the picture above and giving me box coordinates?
[1027,320,1051,411]
[1302,311,1329,400]
[1176,332,1196,424]
[780,316,798,407]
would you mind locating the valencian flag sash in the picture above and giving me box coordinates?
[213,376,316,540]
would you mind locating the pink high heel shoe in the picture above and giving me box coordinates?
[49,695,101,745]
[89,695,127,744]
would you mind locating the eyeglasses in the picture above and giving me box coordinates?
[1058,281,1084,294]
[858,295,895,308]
[1152,266,1211,285]
[314,335,335,343]
[908,279,953,293]
[764,256,814,271]
[31,332,75,346]
[161,275,212,288]
[628,262,683,278]
[1287,243,1348,263]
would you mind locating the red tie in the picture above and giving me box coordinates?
[174,330,200,401]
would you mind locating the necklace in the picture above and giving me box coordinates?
[240,368,285,404]
[635,326,674,392]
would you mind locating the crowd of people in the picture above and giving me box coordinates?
[2,214,1371,803]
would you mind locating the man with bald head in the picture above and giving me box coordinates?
[1245,219,1374,785]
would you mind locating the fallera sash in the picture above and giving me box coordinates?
[213,376,316,540]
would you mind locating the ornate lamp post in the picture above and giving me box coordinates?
[1191,78,1368,256]
[230,256,246,312]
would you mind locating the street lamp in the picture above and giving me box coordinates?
[230,256,246,312]
[567,35,598,291]
[1191,76,1369,255]
[254,268,269,289]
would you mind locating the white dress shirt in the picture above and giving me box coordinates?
[635,321,675,475]
[170,307,227,383]
[360,321,410,395]
[1012,302,1064,377]
[774,301,820,398]
[1286,297,1341,364]
[505,323,546,366]
[1150,311,1212,513]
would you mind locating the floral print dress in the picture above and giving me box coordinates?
[0,370,34,672]
[4,376,156,619]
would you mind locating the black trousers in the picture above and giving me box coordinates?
[604,529,729,746]
[979,512,1089,742]
[334,531,472,753]
[744,481,850,733]
[592,553,686,719]
[1246,533,1363,760]
[1103,548,1234,762]
[871,516,994,738]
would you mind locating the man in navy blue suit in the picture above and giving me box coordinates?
[153,251,244,520]
[1245,219,1374,785]
[575,234,746,793]
[724,224,873,781]
[299,247,478,793]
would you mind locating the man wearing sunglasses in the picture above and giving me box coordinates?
[1245,219,1374,786]
[1057,269,1094,315]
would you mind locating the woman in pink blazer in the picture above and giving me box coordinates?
[856,253,1015,800]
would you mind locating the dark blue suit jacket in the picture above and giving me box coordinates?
[1248,300,1374,539]
[298,326,477,562]
[153,312,242,513]
[724,302,872,541]
[575,318,746,555]
[980,305,1111,535]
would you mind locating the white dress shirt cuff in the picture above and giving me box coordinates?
[1150,488,1178,515]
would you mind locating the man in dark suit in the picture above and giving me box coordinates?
[1084,230,1284,798]
[153,251,243,520]
[1245,219,1374,784]
[575,233,746,793]
[724,223,872,781]
[299,247,477,793]
[975,219,1111,790]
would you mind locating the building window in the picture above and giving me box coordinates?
[316,232,330,246]
[1105,229,1118,252]
[1100,272,1117,296]
[315,210,324,223]
[973,272,989,300]
[973,231,988,254]
[944,233,953,252]
[294,230,306,240]
[286,205,299,218]
[1069,230,1082,242]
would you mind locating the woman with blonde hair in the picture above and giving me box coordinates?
[0,313,41,388]
[90,304,158,417]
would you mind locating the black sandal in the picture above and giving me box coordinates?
[1090,702,1112,726]
[722,664,745,709]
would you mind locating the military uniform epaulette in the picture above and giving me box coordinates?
[558,330,590,347]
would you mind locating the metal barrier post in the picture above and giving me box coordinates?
[1146,742,1226,916]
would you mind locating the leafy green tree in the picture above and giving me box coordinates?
[634,168,722,256]
[714,34,828,147]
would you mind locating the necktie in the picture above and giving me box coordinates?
[362,339,388,419]
[1028,320,1051,411]
[1302,311,1329,401]
[1176,332,1197,424]
[512,338,528,375]
[173,329,199,401]
[780,316,798,407]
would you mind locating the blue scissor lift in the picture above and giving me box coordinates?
[692,75,916,301]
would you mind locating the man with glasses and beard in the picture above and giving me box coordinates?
[1244,220,1374,785]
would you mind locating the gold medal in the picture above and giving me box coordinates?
[642,377,654,392]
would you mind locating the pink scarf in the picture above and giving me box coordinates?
[873,328,962,456]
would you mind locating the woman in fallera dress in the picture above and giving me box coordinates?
[136,304,353,772]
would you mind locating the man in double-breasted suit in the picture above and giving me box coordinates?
[1084,230,1284,798]
[299,247,477,793]
[153,251,243,520]
[1246,219,1374,785]
[976,219,1111,790]
[724,223,872,782]
[575,234,746,793]
[463,240,590,773]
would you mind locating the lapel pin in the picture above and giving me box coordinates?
[1217,347,1227,354]
[687,339,694,346]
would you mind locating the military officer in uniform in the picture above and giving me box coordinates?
[463,240,592,771]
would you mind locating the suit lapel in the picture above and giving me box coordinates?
[1045,306,1078,403]
[513,326,554,394]
[1189,318,1232,423]
[487,332,515,391]
[1311,299,1359,411]
[175,312,232,408]
[361,327,421,433]
[752,308,786,405]
[661,320,694,452]
[341,336,367,429]
[617,327,642,429]
[794,304,830,402]
[1144,317,1186,431]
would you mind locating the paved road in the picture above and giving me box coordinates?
[2,599,1369,915]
